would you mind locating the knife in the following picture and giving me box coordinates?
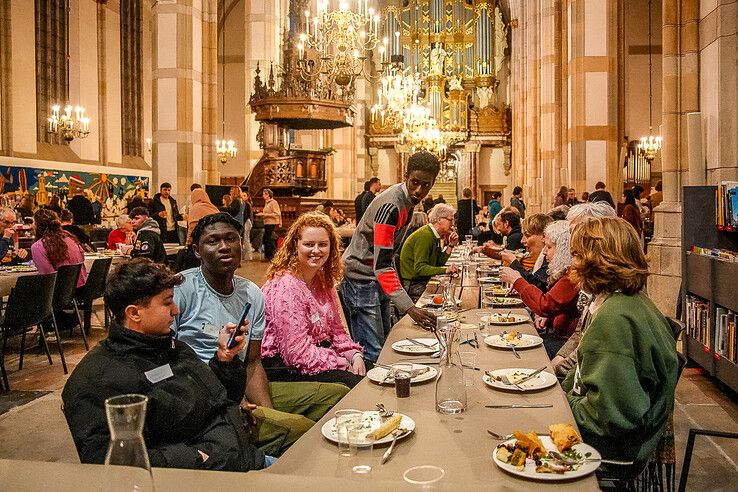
[485,404,553,409]
[515,366,548,385]
[405,338,437,348]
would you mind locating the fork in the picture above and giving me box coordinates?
[376,403,394,418]
[485,371,524,390]
[381,430,402,464]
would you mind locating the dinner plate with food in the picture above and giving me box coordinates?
[420,294,462,309]
[478,276,503,284]
[493,424,601,480]
[481,313,529,325]
[485,285,514,296]
[483,297,525,307]
[321,411,416,445]
[391,338,440,355]
[367,363,438,385]
[482,368,557,391]
[484,331,543,349]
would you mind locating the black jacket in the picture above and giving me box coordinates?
[505,226,524,251]
[67,195,95,225]
[455,198,480,237]
[510,257,549,292]
[62,321,265,471]
[150,193,182,233]
[360,191,376,220]
[354,191,368,221]
[132,218,167,263]
[588,189,616,208]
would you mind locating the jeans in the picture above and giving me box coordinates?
[339,278,391,362]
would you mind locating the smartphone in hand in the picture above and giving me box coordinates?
[226,302,252,349]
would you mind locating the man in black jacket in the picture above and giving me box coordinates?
[130,206,167,263]
[358,177,381,221]
[61,258,269,470]
[150,182,182,244]
[66,189,95,226]
[354,181,370,220]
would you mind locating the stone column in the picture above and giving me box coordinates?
[152,0,217,196]
[647,0,699,316]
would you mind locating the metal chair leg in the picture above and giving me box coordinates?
[18,327,27,370]
[50,313,68,374]
[1,332,9,392]
[72,300,89,350]
[37,324,52,365]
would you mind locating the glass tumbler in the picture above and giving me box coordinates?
[104,394,155,492]
[334,409,363,458]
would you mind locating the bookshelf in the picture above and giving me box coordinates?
[682,186,738,393]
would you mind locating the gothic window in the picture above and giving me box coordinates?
[35,0,69,145]
[120,0,142,157]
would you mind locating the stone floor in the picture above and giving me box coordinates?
[1,260,737,490]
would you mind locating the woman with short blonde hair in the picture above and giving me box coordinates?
[261,212,365,388]
[562,217,678,465]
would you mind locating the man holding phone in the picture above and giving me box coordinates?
[173,213,349,456]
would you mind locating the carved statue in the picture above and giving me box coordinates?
[449,76,463,91]
[429,45,447,75]
[494,6,508,77]
[477,86,494,109]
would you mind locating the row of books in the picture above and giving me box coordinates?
[716,307,738,365]
[715,181,738,230]
[688,246,738,262]
[686,296,711,347]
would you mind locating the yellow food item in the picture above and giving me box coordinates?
[503,331,519,340]
[513,431,546,460]
[366,414,402,440]
[549,423,581,452]
[509,448,528,469]
[495,446,512,464]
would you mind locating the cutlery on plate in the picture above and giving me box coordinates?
[405,338,437,349]
[516,366,548,384]
[484,404,553,408]
[510,345,521,359]
[547,450,601,465]
[381,430,402,464]
[487,430,549,440]
[375,403,394,418]
[485,371,524,390]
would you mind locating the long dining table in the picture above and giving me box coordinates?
[267,260,599,490]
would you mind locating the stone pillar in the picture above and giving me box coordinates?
[152,0,217,196]
[647,0,699,317]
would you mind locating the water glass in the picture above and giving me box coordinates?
[334,409,363,457]
[403,465,445,489]
[347,424,375,475]
[459,351,478,387]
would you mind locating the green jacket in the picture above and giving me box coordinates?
[562,292,679,464]
[399,225,450,284]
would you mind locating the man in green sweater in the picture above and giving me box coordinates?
[564,217,679,472]
[399,203,459,302]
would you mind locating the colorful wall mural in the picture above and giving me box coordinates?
[0,164,150,218]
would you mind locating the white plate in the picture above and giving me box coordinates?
[483,297,525,307]
[483,286,514,296]
[420,298,462,309]
[391,338,440,354]
[482,368,558,391]
[481,314,530,325]
[478,276,502,284]
[493,435,601,481]
[484,333,543,349]
[321,411,416,445]
[367,363,438,385]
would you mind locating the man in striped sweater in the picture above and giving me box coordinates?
[340,152,440,362]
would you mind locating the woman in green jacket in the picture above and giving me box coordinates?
[563,217,679,468]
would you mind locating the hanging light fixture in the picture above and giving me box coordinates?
[216,26,237,165]
[638,0,662,162]
[48,104,90,142]
[369,57,421,131]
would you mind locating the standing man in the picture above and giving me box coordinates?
[455,187,480,237]
[173,213,349,456]
[256,188,281,261]
[588,181,616,208]
[66,189,94,226]
[129,206,167,263]
[340,152,440,362]
[150,182,183,244]
[354,181,370,221]
[487,191,503,227]
[510,186,526,218]
[359,177,381,221]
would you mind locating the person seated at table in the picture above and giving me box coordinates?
[173,213,349,457]
[31,209,88,288]
[62,258,270,470]
[499,213,553,292]
[107,214,136,250]
[398,204,460,303]
[261,212,367,388]
[499,220,579,358]
[474,207,521,256]
[563,217,678,467]
[59,209,95,252]
[129,206,167,263]
[0,207,29,263]
[186,188,220,245]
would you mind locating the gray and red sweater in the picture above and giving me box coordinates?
[342,183,415,314]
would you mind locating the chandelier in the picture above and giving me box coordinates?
[295,0,382,88]
[398,103,447,159]
[369,58,421,131]
[638,0,661,162]
[216,17,237,164]
[47,105,90,142]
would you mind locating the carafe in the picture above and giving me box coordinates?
[434,320,467,414]
[104,394,155,492]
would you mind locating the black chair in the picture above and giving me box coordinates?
[90,241,107,252]
[45,264,86,374]
[678,429,738,492]
[0,272,57,392]
[75,257,113,334]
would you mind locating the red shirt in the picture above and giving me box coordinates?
[107,228,129,250]
[513,272,580,339]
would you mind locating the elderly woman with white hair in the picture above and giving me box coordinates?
[106,214,136,250]
[566,201,617,226]
[398,203,459,302]
[499,220,580,358]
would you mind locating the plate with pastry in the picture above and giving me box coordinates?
[493,424,600,480]
[321,411,416,445]
[482,297,525,307]
[481,313,529,325]
[478,276,503,284]
[485,285,514,296]
[484,332,543,349]
[482,368,557,391]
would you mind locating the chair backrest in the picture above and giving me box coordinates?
[91,241,107,252]
[53,264,83,310]
[2,272,57,329]
[78,257,112,301]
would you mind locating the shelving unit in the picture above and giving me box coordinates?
[682,186,738,393]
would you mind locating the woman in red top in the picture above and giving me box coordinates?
[107,214,135,250]
[619,189,643,237]
[499,220,580,358]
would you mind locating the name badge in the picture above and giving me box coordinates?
[311,312,320,323]
[145,364,174,384]
[202,323,221,338]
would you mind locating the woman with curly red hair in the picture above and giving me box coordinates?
[260,212,366,388]
[31,209,88,287]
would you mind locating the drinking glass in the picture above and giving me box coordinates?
[403,465,445,489]
[334,409,363,458]
[104,394,155,492]
[392,363,413,398]
[459,351,478,387]
[347,424,375,475]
